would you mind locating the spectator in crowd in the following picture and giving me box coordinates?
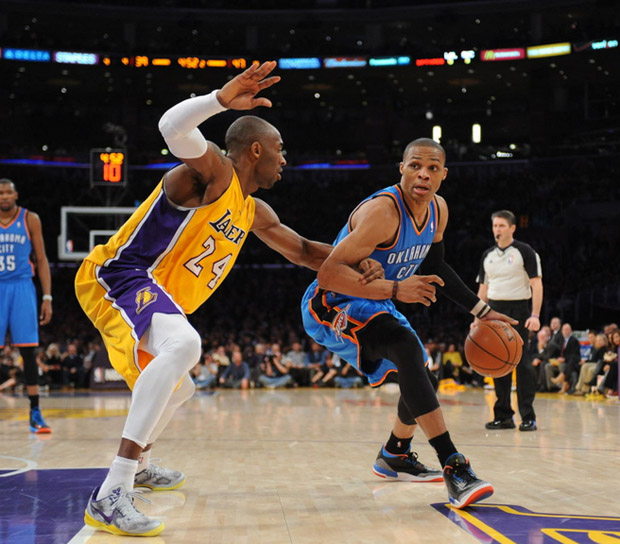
[596,329,619,398]
[212,345,231,375]
[548,317,563,349]
[306,341,327,369]
[43,343,63,388]
[531,327,552,392]
[581,330,597,361]
[258,343,293,389]
[0,352,24,392]
[82,341,99,381]
[425,341,444,382]
[334,358,365,388]
[311,352,338,387]
[284,341,311,386]
[61,342,88,388]
[245,342,266,386]
[573,333,609,395]
[585,329,616,393]
[219,349,250,389]
[441,343,464,382]
[191,353,218,390]
[549,323,581,394]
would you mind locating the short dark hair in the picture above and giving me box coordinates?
[225,116,278,155]
[0,178,16,190]
[402,138,446,162]
[491,209,516,226]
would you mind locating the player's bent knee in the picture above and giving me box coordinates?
[171,328,202,368]
[148,314,202,368]
[179,375,196,402]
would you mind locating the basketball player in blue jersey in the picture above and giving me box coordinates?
[76,61,383,537]
[302,139,517,509]
[0,178,53,434]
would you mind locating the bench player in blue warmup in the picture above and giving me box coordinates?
[301,139,515,508]
[0,178,53,433]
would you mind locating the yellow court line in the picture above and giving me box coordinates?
[447,506,518,544]
[0,409,128,422]
[542,528,620,544]
[472,503,620,521]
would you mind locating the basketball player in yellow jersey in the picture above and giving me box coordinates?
[75,61,382,537]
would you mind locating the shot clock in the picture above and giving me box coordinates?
[90,148,128,187]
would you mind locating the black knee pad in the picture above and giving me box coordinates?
[20,347,39,386]
[359,314,440,419]
[397,396,417,425]
[426,366,439,392]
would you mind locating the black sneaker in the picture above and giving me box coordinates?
[519,420,537,432]
[485,418,516,430]
[443,453,494,509]
[372,446,443,482]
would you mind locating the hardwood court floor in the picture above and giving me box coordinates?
[1,386,619,544]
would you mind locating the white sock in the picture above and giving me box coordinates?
[137,448,152,474]
[97,456,139,500]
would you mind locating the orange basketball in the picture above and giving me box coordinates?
[464,320,523,378]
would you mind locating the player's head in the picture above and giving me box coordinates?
[402,138,446,164]
[399,138,448,202]
[491,209,516,244]
[225,115,286,190]
[0,178,18,212]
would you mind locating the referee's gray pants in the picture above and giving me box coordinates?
[487,299,536,422]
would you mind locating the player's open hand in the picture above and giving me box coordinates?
[481,310,518,327]
[40,299,52,326]
[216,61,280,110]
[396,275,444,305]
[358,258,384,284]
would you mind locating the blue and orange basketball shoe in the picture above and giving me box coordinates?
[372,446,443,482]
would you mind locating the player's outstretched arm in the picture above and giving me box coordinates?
[158,61,279,185]
[251,199,382,282]
[252,199,331,270]
[216,60,280,110]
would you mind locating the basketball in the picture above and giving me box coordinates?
[464,320,523,378]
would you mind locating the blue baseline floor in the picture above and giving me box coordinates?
[0,468,107,544]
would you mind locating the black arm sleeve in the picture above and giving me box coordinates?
[418,241,479,312]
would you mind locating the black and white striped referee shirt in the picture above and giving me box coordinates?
[476,240,542,301]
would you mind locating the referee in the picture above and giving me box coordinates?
[475,210,543,432]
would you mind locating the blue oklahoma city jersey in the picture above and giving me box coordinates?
[0,207,34,281]
[333,184,438,281]
[301,184,437,387]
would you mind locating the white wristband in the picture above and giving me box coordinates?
[42,294,53,302]
[471,299,491,318]
[158,90,227,159]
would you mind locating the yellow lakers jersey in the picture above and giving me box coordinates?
[87,170,255,314]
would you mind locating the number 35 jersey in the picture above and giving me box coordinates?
[86,169,255,315]
[0,207,34,281]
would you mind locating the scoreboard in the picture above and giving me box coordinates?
[90,148,127,187]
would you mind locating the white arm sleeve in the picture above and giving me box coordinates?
[158,90,228,159]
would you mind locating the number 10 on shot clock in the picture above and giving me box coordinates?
[90,148,128,187]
